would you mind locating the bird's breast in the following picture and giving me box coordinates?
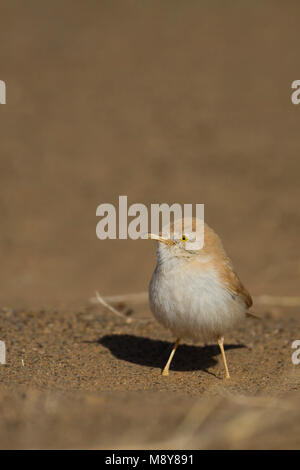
[150,262,221,314]
[149,260,246,341]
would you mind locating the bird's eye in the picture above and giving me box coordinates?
[181,235,188,242]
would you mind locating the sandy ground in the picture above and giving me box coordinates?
[0,1,300,449]
[0,302,300,449]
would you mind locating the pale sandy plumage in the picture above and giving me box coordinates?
[148,218,252,378]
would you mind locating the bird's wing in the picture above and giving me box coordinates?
[220,261,253,309]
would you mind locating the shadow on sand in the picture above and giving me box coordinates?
[93,334,245,375]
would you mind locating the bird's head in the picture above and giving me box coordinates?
[147,217,206,261]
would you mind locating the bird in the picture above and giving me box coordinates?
[148,217,253,379]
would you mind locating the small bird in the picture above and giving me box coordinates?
[148,218,253,379]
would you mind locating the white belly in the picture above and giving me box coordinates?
[149,264,246,342]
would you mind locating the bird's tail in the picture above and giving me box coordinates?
[246,311,262,321]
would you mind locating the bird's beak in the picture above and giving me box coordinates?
[146,233,174,246]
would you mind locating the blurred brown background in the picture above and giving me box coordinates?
[1,0,300,308]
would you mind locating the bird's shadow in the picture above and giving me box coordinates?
[92,334,245,374]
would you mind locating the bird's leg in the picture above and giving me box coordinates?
[162,338,180,376]
[217,336,230,379]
